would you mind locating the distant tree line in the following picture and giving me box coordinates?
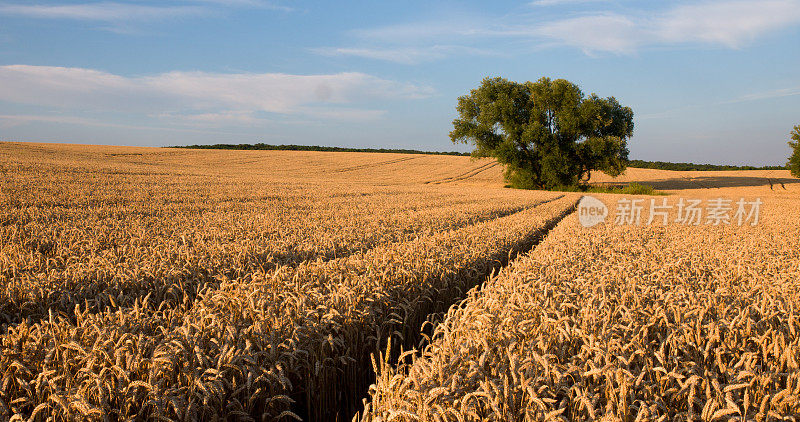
[167,143,471,156]
[627,160,785,172]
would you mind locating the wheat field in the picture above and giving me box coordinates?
[361,194,800,421]
[1,142,798,421]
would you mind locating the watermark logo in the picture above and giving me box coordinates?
[579,196,762,227]
[578,195,608,227]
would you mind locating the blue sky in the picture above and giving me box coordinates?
[0,0,799,165]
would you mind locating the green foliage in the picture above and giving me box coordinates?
[628,159,784,171]
[450,76,633,190]
[167,143,470,156]
[789,125,800,178]
[541,182,664,195]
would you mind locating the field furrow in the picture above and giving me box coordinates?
[334,156,419,173]
[0,192,577,420]
[3,143,798,422]
[0,150,580,419]
[361,195,800,421]
[425,161,499,185]
[1,165,552,327]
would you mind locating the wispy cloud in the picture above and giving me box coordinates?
[318,0,800,61]
[726,86,800,103]
[0,0,292,23]
[348,19,529,44]
[0,65,433,127]
[0,2,205,21]
[313,17,530,64]
[655,0,800,48]
[293,108,388,121]
[637,85,800,120]
[0,113,256,135]
[313,45,501,65]
[182,0,294,12]
[156,111,267,127]
[538,0,800,53]
[530,0,608,6]
[0,113,111,128]
[537,13,641,55]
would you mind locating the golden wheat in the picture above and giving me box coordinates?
[2,142,798,421]
[0,142,574,420]
[361,193,800,421]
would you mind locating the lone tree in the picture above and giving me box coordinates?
[450,76,634,189]
[788,124,800,178]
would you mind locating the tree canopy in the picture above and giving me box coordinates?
[450,76,634,189]
[788,125,800,178]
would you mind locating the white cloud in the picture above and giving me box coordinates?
[321,0,800,60]
[538,0,800,53]
[655,0,800,48]
[537,13,643,54]
[0,65,433,125]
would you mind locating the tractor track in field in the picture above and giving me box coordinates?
[0,193,577,422]
[0,195,562,331]
[333,196,579,422]
[333,156,419,173]
[424,161,500,184]
[681,176,719,189]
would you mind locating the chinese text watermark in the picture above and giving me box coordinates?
[579,196,762,228]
